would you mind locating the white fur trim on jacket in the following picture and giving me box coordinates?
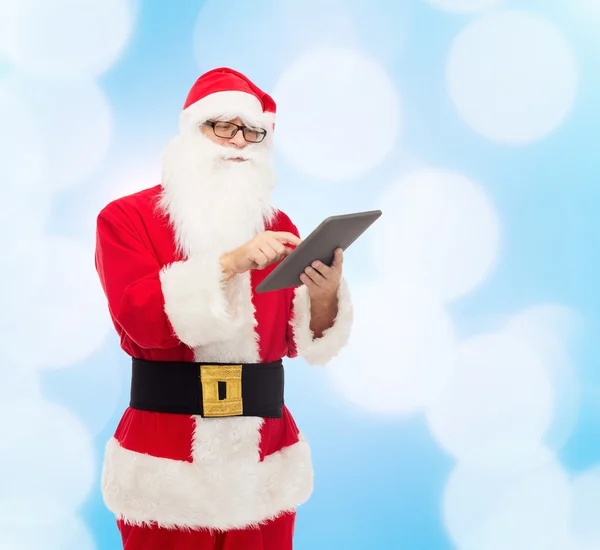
[180,90,276,133]
[101,434,314,531]
[159,257,242,348]
[291,278,353,366]
[290,278,354,366]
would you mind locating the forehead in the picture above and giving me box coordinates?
[217,116,244,125]
[214,115,264,130]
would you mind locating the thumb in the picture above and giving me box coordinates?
[332,247,344,267]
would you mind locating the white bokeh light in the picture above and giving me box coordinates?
[424,0,504,13]
[0,496,96,550]
[568,466,600,549]
[444,453,572,550]
[0,0,134,78]
[372,169,501,301]
[74,160,160,250]
[4,76,113,189]
[345,0,413,61]
[447,10,578,144]
[0,85,51,243]
[0,399,96,509]
[0,359,43,402]
[0,84,44,191]
[193,0,287,83]
[426,329,554,470]
[193,0,411,85]
[0,525,96,550]
[505,304,582,452]
[1,236,112,369]
[48,337,129,437]
[273,48,400,181]
[329,282,456,415]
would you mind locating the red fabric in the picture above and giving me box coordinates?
[114,407,196,462]
[183,67,276,115]
[95,185,303,461]
[257,406,301,462]
[95,188,192,360]
[117,511,295,550]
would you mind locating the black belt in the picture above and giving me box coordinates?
[129,358,284,418]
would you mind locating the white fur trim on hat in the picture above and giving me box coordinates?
[180,90,276,133]
[290,278,353,366]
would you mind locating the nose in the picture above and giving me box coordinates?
[228,129,247,148]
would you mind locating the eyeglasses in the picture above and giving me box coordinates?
[204,120,267,143]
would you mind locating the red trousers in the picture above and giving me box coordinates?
[117,512,296,550]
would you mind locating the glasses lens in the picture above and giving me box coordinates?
[243,128,266,143]
[213,122,237,138]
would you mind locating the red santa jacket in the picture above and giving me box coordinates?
[94,185,353,531]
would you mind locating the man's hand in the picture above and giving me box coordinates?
[220,231,302,277]
[301,248,343,338]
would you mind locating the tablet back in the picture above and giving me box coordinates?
[256,209,382,293]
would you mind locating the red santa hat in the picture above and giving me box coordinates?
[179,67,276,134]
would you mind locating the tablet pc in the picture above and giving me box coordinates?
[255,209,382,293]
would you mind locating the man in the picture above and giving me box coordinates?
[95,67,353,549]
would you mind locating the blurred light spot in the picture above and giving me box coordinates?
[329,283,455,415]
[0,399,96,510]
[0,508,96,550]
[4,76,112,189]
[0,494,72,526]
[0,0,134,78]
[273,48,400,181]
[426,329,554,470]
[43,335,129,437]
[1,236,111,369]
[74,161,160,249]
[568,466,600,549]
[424,0,504,13]
[447,10,578,144]
[0,84,51,240]
[0,358,42,402]
[193,0,413,89]
[0,84,44,190]
[443,454,571,550]
[193,0,285,85]
[372,169,501,301]
[344,0,413,61]
[505,305,582,453]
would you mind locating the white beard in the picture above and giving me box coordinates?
[158,131,277,260]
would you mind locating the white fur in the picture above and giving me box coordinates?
[191,270,261,364]
[291,277,354,366]
[158,131,276,259]
[101,435,314,531]
[159,257,243,348]
[106,125,315,532]
[179,90,276,134]
[156,130,276,350]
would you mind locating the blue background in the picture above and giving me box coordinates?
[0,1,598,549]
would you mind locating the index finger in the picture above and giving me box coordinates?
[271,232,302,247]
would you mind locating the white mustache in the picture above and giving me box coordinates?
[218,145,262,162]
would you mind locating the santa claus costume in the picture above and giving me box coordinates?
[94,67,353,549]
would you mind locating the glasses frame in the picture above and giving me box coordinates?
[204,120,267,143]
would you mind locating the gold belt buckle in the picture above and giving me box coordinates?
[200,365,243,417]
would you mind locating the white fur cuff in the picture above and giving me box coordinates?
[159,257,239,348]
[291,278,353,366]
